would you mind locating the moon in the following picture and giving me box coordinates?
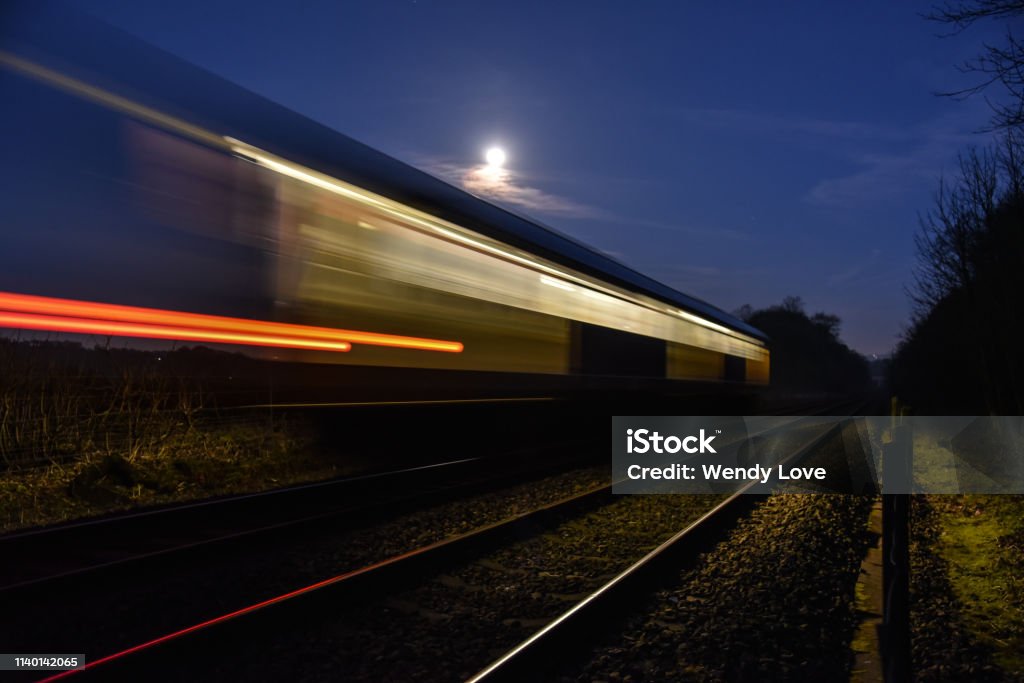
[485,146,507,167]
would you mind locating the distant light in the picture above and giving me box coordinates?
[485,147,506,167]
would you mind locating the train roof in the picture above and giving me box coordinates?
[2,3,767,344]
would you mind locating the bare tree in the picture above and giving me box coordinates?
[907,129,1024,412]
[911,146,1001,314]
[999,127,1024,193]
[780,296,804,313]
[929,1,1024,130]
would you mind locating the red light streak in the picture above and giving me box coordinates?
[0,292,464,353]
[34,540,461,682]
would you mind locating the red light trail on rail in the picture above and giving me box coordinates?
[0,291,464,353]
[33,536,474,682]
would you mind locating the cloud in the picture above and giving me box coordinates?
[620,216,751,241]
[667,104,996,210]
[802,111,994,209]
[827,248,881,287]
[671,106,912,144]
[804,150,944,208]
[464,165,605,217]
[659,264,722,277]
[419,158,603,218]
[415,155,750,241]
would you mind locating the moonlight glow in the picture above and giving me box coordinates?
[485,147,507,167]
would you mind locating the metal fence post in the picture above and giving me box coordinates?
[882,405,912,682]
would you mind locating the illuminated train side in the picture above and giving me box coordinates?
[0,8,768,389]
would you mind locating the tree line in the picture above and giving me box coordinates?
[736,297,874,396]
[891,1,1024,414]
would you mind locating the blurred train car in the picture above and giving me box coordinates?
[0,4,768,403]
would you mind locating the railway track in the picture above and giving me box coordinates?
[26,413,864,682]
[26,470,619,682]
[467,419,850,682]
[3,395,867,595]
[3,457,606,682]
[1,441,588,594]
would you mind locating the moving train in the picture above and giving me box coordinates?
[0,5,768,400]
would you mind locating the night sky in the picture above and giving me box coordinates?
[68,1,1009,355]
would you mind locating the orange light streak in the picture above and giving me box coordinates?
[0,292,464,353]
[0,311,352,352]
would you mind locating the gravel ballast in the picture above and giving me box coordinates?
[562,493,874,682]
[204,494,726,682]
